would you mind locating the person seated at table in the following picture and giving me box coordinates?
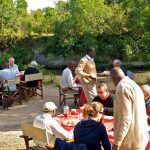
[61,61,81,90]
[9,57,19,74]
[141,84,150,116]
[93,82,114,116]
[24,61,39,88]
[33,102,73,148]
[74,102,111,150]
[0,63,16,91]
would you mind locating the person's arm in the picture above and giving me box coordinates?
[66,71,74,87]
[114,85,132,147]
[15,64,19,73]
[51,119,73,140]
[104,95,114,116]
[104,107,113,116]
[75,59,89,77]
[101,125,111,150]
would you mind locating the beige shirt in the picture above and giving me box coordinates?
[114,77,149,148]
[75,55,97,85]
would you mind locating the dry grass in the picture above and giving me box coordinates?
[134,71,150,85]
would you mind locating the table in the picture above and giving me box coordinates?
[55,109,150,150]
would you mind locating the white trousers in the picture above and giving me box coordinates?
[82,84,97,103]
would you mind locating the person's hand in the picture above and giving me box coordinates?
[112,144,119,150]
[88,75,96,79]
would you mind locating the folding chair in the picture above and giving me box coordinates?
[56,79,81,107]
[19,73,44,101]
[2,76,21,110]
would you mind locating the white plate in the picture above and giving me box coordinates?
[63,119,79,127]
[104,116,113,120]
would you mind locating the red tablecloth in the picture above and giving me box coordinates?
[56,109,150,150]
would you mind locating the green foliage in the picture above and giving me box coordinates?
[0,0,150,63]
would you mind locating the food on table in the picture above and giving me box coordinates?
[63,119,79,126]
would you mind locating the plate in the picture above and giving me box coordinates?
[63,119,79,127]
[104,116,113,120]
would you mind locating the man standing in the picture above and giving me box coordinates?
[75,47,97,102]
[112,59,127,76]
[9,57,19,74]
[110,67,148,150]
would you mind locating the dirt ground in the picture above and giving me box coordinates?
[0,84,75,150]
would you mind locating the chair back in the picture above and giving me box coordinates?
[3,77,20,87]
[54,138,88,150]
[25,73,43,82]
[21,122,49,144]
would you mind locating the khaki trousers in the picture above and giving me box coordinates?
[82,84,97,102]
[119,143,145,150]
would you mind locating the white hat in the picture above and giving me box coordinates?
[30,61,37,66]
[43,102,57,112]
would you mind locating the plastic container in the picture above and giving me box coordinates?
[63,105,69,114]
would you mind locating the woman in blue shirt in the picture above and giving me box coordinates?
[74,102,111,150]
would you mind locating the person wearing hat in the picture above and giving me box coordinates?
[24,61,39,87]
[33,102,73,148]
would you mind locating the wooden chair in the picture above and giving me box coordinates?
[56,79,81,107]
[20,122,54,150]
[2,77,21,109]
[19,73,44,101]
[20,122,74,150]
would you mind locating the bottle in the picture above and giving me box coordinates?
[63,105,69,114]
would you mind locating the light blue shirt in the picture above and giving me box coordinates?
[0,69,16,91]
[9,64,19,74]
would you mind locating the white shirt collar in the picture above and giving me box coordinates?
[86,54,94,61]
[117,76,129,88]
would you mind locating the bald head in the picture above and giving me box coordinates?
[110,67,125,86]
[113,59,122,68]
[141,84,150,100]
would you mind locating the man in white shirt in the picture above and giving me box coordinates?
[0,63,16,91]
[9,57,19,74]
[33,102,73,148]
[61,61,81,89]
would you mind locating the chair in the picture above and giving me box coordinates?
[20,122,53,150]
[56,79,81,107]
[2,77,21,110]
[53,138,88,150]
[20,122,74,150]
[19,73,44,101]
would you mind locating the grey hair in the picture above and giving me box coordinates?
[113,59,122,65]
[30,61,37,67]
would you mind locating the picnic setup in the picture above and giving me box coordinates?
[0,0,150,150]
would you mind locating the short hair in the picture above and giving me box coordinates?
[30,61,37,67]
[86,47,95,53]
[113,59,122,65]
[68,61,76,66]
[97,82,108,91]
[9,57,15,61]
[83,102,103,119]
